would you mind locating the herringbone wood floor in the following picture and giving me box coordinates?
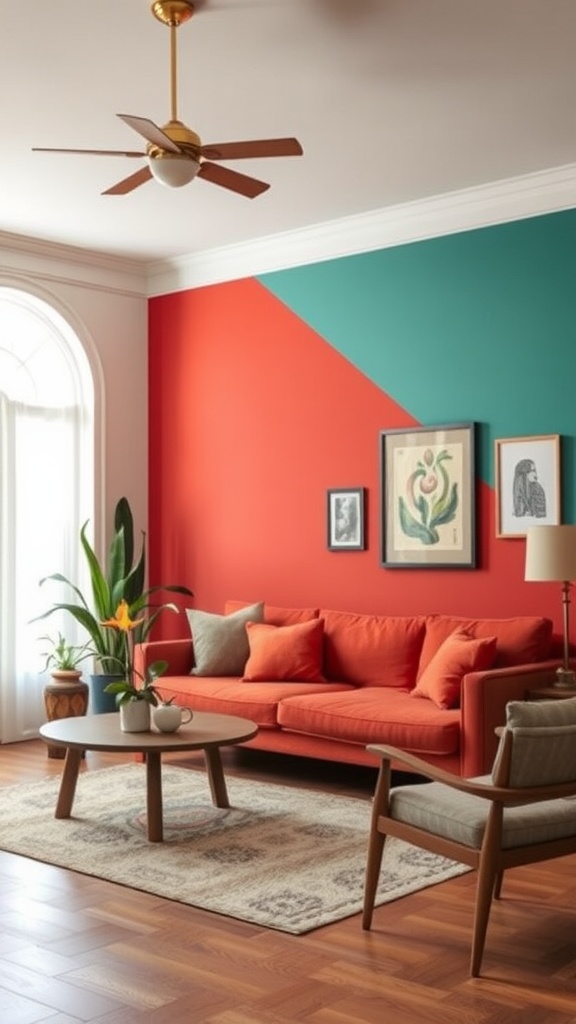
[1,739,576,1023]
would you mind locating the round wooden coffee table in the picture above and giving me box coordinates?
[39,711,258,842]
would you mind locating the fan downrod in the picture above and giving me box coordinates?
[151,1,196,27]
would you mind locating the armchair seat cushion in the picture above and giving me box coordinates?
[390,779,576,849]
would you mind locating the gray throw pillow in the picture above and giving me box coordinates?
[187,602,264,676]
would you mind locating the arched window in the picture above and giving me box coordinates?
[0,287,94,742]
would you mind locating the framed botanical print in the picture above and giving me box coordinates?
[495,434,560,538]
[380,423,476,568]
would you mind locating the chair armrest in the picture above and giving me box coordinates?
[366,742,576,804]
[134,639,194,678]
[459,660,558,776]
[366,743,497,797]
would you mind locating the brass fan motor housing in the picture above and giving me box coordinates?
[151,1,197,27]
[147,120,201,159]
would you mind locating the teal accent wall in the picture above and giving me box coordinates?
[258,209,576,518]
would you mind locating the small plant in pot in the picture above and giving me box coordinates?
[100,600,168,732]
[39,632,94,681]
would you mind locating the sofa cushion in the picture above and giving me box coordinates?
[320,609,426,688]
[225,599,320,626]
[243,618,326,682]
[186,602,264,676]
[156,676,353,729]
[418,615,552,674]
[277,688,460,755]
[411,630,498,710]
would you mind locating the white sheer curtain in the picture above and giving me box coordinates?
[0,288,93,743]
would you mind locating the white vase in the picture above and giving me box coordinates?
[120,700,151,733]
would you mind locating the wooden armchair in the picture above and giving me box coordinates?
[362,697,576,976]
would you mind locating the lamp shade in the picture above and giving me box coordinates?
[525,525,576,582]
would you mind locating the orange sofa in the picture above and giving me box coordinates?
[134,600,557,776]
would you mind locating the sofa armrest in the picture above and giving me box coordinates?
[459,659,558,776]
[134,639,194,679]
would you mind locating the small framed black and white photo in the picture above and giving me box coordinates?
[327,488,365,551]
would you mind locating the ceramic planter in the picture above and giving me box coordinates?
[119,699,151,733]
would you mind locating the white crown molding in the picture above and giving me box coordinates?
[3,163,576,299]
[0,231,148,298]
[146,162,576,297]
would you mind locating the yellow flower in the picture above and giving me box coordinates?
[101,600,145,633]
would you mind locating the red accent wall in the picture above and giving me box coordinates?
[149,277,561,639]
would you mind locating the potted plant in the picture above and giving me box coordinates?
[33,497,193,712]
[100,599,168,732]
[39,632,94,681]
[39,631,93,756]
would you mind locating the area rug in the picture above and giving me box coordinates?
[0,765,469,933]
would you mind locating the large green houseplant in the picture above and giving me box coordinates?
[35,497,192,708]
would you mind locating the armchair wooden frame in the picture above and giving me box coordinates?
[363,734,576,977]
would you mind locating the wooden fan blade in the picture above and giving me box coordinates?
[200,137,303,161]
[32,147,146,157]
[197,161,269,198]
[117,114,182,153]
[102,166,153,196]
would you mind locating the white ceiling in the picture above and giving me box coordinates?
[3,0,576,265]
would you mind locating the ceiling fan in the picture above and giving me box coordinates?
[32,0,303,199]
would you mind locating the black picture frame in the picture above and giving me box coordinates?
[327,488,365,551]
[380,423,476,568]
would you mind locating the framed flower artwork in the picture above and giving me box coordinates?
[380,423,476,568]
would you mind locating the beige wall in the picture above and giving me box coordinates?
[0,234,149,555]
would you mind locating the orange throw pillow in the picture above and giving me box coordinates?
[243,618,326,682]
[411,630,497,709]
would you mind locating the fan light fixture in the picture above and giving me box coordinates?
[148,152,200,187]
[525,524,576,688]
[31,0,302,198]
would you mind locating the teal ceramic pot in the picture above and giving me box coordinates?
[89,673,121,714]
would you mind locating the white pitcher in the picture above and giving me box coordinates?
[152,703,193,733]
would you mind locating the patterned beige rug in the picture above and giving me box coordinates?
[0,764,469,933]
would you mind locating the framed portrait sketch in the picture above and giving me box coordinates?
[380,423,476,568]
[327,488,365,551]
[495,434,560,538]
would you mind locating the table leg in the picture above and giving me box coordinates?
[55,748,82,818]
[203,746,230,808]
[145,750,163,842]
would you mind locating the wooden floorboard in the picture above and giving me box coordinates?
[0,739,575,1022]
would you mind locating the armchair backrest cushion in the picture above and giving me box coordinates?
[492,698,576,787]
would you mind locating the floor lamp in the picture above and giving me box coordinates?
[525,525,576,689]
